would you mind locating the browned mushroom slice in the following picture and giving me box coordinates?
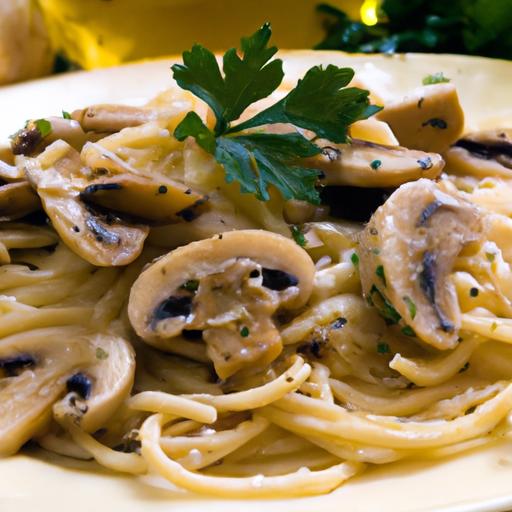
[377,84,464,153]
[0,181,41,221]
[308,139,444,188]
[445,129,512,178]
[72,104,166,133]
[53,332,135,433]
[11,117,92,156]
[128,230,315,379]
[0,327,91,456]
[80,174,209,225]
[359,179,483,350]
[22,140,149,266]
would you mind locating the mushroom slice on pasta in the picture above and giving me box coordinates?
[22,140,149,266]
[0,181,41,221]
[377,83,464,153]
[0,327,91,456]
[311,139,444,188]
[80,173,209,225]
[445,129,512,178]
[128,230,315,379]
[53,332,135,433]
[72,104,174,133]
[359,179,483,350]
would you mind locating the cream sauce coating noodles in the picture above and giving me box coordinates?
[1,76,512,499]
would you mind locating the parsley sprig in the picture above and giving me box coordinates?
[173,23,381,204]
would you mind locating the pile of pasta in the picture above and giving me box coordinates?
[1,76,512,499]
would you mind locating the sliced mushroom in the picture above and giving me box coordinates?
[80,174,209,225]
[11,117,91,156]
[0,181,41,221]
[377,84,465,153]
[72,104,168,133]
[359,179,483,350]
[307,139,444,188]
[22,140,149,266]
[128,230,315,379]
[445,129,512,178]
[53,332,135,432]
[0,327,91,456]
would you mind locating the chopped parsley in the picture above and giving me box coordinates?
[377,342,390,354]
[376,265,386,286]
[491,322,498,332]
[290,225,306,247]
[422,72,450,85]
[370,159,382,170]
[403,296,417,320]
[33,119,52,138]
[62,110,72,120]
[172,23,381,204]
[181,279,200,292]
[486,252,496,263]
[96,347,109,360]
[401,325,416,337]
[350,252,359,267]
[240,326,250,337]
[369,285,402,325]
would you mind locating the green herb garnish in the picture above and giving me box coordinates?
[181,279,200,292]
[96,347,109,360]
[62,110,72,120]
[369,285,402,325]
[370,159,382,170]
[315,1,512,60]
[422,72,450,85]
[240,326,250,337]
[351,252,359,267]
[403,296,417,320]
[486,252,496,263]
[173,23,381,204]
[290,225,306,247]
[33,119,52,138]
[459,362,470,373]
[376,265,386,285]
[401,325,416,337]
[377,342,390,354]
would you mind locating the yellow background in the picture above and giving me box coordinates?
[38,0,361,69]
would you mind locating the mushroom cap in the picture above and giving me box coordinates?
[0,327,91,456]
[377,83,465,154]
[310,139,444,188]
[445,129,512,179]
[80,173,209,225]
[128,230,316,378]
[53,332,135,433]
[23,140,149,266]
[359,179,483,350]
[0,181,41,221]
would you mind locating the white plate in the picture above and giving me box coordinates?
[1,52,512,512]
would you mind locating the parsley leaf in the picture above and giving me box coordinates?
[172,22,283,134]
[33,119,52,138]
[62,110,72,120]
[235,64,381,142]
[422,72,450,85]
[290,225,307,247]
[216,133,321,202]
[172,23,381,204]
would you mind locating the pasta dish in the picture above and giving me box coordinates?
[2,24,512,499]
